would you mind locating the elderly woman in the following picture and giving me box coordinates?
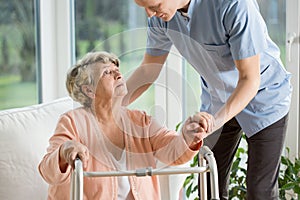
[38,51,207,200]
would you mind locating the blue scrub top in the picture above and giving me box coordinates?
[146,0,292,137]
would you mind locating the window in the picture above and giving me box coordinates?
[257,0,286,63]
[74,0,155,111]
[73,0,202,128]
[0,0,40,110]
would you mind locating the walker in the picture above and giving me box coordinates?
[70,145,220,200]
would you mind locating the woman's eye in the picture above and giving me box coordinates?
[103,70,111,75]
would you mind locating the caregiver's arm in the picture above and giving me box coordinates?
[213,54,261,131]
[123,53,168,106]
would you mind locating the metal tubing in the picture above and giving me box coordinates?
[200,146,220,200]
[198,152,207,200]
[70,145,219,200]
[83,166,209,178]
[71,158,83,200]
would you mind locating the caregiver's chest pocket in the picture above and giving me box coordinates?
[202,44,235,71]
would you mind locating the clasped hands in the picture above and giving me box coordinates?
[182,112,215,150]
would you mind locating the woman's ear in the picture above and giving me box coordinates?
[81,85,95,99]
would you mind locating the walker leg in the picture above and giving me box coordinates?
[198,153,207,200]
[70,158,83,200]
[199,146,220,200]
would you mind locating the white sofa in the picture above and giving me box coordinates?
[0,97,188,200]
[0,97,74,200]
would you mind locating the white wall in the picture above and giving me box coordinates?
[285,0,300,158]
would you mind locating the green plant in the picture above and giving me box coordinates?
[183,136,300,200]
[229,146,300,200]
[228,144,247,199]
[183,155,199,199]
[279,148,300,200]
[182,135,248,200]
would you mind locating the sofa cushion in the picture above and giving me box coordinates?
[0,97,74,200]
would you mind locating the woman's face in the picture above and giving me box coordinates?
[92,62,127,100]
[135,0,180,21]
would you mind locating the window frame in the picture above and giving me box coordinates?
[39,0,74,102]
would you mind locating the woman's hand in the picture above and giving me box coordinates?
[59,140,89,172]
[182,112,214,150]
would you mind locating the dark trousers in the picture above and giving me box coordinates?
[202,114,288,200]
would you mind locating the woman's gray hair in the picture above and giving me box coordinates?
[66,51,120,107]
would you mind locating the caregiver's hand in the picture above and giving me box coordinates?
[182,115,210,150]
[59,140,89,172]
[191,112,215,134]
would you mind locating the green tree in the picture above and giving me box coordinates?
[0,0,37,82]
[13,0,36,82]
[75,0,128,56]
[1,35,9,73]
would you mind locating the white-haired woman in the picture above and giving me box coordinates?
[39,51,208,200]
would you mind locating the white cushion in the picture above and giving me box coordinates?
[0,97,74,200]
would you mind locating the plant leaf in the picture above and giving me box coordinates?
[186,183,193,198]
[294,185,300,194]
[281,182,295,190]
[175,122,182,131]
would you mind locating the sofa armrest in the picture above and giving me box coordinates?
[0,97,74,199]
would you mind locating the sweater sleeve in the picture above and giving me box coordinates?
[38,113,79,185]
[146,115,202,166]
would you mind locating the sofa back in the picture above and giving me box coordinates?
[0,97,74,200]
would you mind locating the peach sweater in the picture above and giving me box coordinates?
[39,107,201,200]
